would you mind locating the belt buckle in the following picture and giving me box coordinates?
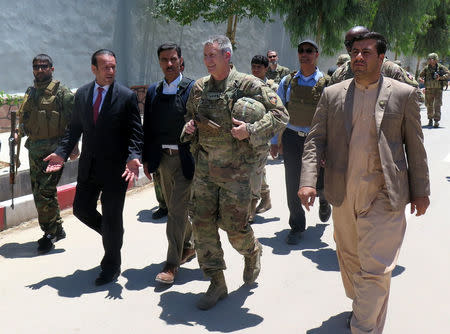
[297,130,308,137]
[165,148,177,155]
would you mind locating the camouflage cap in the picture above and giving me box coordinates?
[336,54,350,65]
[232,97,265,124]
[428,53,439,60]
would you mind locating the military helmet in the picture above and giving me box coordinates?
[336,54,350,66]
[232,97,266,124]
[428,53,439,60]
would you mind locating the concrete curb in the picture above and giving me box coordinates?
[0,167,150,231]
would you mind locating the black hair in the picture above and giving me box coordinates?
[251,55,269,67]
[33,54,53,67]
[157,43,181,58]
[351,32,387,55]
[91,49,116,67]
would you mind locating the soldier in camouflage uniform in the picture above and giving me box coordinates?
[419,53,450,128]
[248,55,279,222]
[330,26,420,89]
[266,50,290,84]
[181,35,288,310]
[18,54,77,254]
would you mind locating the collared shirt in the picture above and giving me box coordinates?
[272,67,323,144]
[162,73,182,95]
[161,73,183,150]
[92,82,110,113]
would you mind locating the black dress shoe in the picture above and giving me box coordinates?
[286,230,302,245]
[95,269,120,286]
[319,201,332,222]
[152,208,168,219]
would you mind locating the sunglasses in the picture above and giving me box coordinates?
[298,48,315,54]
[33,64,50,70]
[268,55,277,58]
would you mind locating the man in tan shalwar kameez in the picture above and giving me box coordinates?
[298,32,430,334]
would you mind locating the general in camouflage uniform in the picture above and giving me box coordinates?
[266,50,290,83]
[419,53,450,128]
[181,36,289,310]
[18,54,76,254]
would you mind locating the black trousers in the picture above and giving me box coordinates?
[282,128,326,232]
[73,167,127,274]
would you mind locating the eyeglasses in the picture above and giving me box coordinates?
[298,48,315,54]
[268,55,277,58]
[32,64,50,70]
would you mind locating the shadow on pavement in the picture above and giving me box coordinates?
[26,266,123,299]
[258,224,329,255]
[251,215,280,225]
[136,208,167,224]
[307,311,351,334]
[392,265,406,277]
[158,284,263,332]
[0,241,65,258]
[303,248,340,272]
[122,262,206,292]
[266,158,283,165]
[302,248,406,276]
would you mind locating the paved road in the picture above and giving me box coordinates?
[1,92,449,333]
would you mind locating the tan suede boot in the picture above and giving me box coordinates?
[243,241,262,284]
[248,198,258,224]
[196,271,228,310]
[255,191,272,213]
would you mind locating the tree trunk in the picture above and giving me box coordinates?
[226,15,238,49]
[315,10,323,47]
[415,55,421,79]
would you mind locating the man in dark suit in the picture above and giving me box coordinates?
[143,43,195,284]
[44,49,144,285]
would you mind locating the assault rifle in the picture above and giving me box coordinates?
[9,110,17,209]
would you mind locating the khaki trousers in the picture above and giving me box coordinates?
[425,88,442,121]
[159,151,193,266]
[333,190,406,334]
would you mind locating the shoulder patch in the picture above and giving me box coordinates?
[269,95,278,105]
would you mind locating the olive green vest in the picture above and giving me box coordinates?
[423,65,446,89]
[287,79,317,127]
[25,80,68,140]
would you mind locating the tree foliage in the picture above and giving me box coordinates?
[274,0,367,55]
[149,0,276,47]
[148,0,449,58]
[413,0,449,58]
[370,0,440,56]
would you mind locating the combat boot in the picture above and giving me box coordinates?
[37,233,56,254]
[248,199,258,224]
[196,271,228,310]
[255,191,272,213]
[243,242,262,284]
[55,225,66,241]
[427,118,433,127]
[434,121,439,128]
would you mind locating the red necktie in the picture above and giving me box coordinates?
[93,87,104,124]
